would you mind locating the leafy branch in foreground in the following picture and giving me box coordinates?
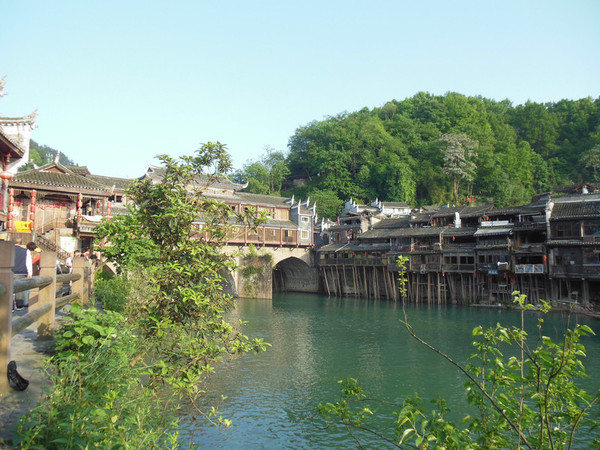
[19,143,270,447]
[95,143,270,391]
[319,257,599,448]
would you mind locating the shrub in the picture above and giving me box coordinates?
[94,272,132,313]
[17,304,181,448]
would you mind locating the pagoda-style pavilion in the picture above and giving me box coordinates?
[0,77,37,230]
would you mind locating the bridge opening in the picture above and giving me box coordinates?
[273,257,320,294]
[219,269,237,297]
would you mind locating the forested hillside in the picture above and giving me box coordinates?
[20,140,76,171]
[235,92,600,219]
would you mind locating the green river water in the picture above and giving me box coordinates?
[187,293,600,449]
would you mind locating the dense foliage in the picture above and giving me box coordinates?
[18,304,180,448]
[18,143,268,447]
[235,93,600,218]
[95,142,268,388]
[20,140,76,170]
[232,146,290,196]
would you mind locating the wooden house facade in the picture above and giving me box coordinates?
[316,195,600,308]
[4,160,131,257]
[143,164,317,248]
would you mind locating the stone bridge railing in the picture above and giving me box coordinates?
[0,242,92,395]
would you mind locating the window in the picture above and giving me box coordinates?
[301,216,309,223]
[583,220,600,236]
[553,222,580,239]
[301,230,309,239]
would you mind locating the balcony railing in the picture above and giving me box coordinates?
[442,263,475,272]
[317,256,389,267]
[550,264,600,278]
[514,264,545,274]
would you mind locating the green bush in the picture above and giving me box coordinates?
[94,272,132,313]
[17,304,181,448]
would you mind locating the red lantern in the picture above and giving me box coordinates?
[7,189,14,229]
[96,201,101,215]
[29,190,36,229]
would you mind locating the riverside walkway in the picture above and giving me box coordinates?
[0,306,60,447]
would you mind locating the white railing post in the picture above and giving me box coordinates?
[37,252,57,339]
[0,241,15,395]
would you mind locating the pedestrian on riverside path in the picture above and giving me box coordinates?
[12,242,36,310]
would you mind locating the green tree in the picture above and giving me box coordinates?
[262,146,290,194]
[20,140,77,171]
[581,144,600,181]
[284,93,599,207]
[236,147,290,195]
[238,161,270,194]
[96,142,268,389]
[439,133,479,205]
[306,188,343,220]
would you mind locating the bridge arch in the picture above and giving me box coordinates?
[273,256,320,294]
[220,268,237,297]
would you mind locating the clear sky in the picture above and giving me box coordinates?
[1,0,599,179]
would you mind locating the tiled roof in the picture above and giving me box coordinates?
[372,218,411,229]
[431,206,466,218]
[87,174,134,191]
[230,191,291,207]
[401,226,447,237]
[364,226,447,238]
[443,227,477,237]
[359,228,396,240]
[317,242,391,253]
[518,203,547,215]
[261,219,298,228]
[550,201,600,220]
[552,183,600,194]
[0,128,24,157]
[381,202,410,207]
[474,227,512,236]
[410,213,434,223]
[12,170,110,193]
[66,165,91,176]
[486,206,522,216]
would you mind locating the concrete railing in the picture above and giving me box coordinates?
[0,241,92,395]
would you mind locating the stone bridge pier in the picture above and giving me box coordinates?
[222,245,320,299]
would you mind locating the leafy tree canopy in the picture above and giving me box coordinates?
[20,140,76,171]
[284,93,600,209]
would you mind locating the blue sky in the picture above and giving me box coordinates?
[1,0,599,179]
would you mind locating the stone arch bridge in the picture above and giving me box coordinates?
[222,245,320,299]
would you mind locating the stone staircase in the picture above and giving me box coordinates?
[35,234,69,261]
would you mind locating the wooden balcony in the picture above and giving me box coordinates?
[514,264,545,274]
[442,263,475,273]
[550,264,600,278]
